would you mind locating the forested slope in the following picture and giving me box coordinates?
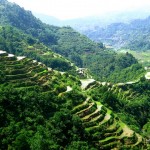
[0,0,145,83]
[0,26,77,73]
[0,51,148,149]
[0,0,149,149]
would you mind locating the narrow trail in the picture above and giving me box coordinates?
[66,86,72,92]
[145,72,150,79]
[80,79,95,89]
[80,70,149,90]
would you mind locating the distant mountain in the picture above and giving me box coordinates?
[34,10,150,51]
[34,9,150,30]
[33,13,62,26]
[80,16,150,51]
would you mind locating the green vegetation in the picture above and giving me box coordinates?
[0,25,77,74]
[83,52,145,82]
[0,0,145,83]
[88,78,150,135]
[0,52,148,149]
[107,64,145,83]
[0,1,149,149]
[0,52,94,149]
[119,49,150,67]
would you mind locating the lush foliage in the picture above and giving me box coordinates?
[0,53,97,149]
[0,0,145,83]
[83,51,145,82]
[88,78,150,134]
[0,25,77,74]
[0,1,149,149]
[0,53,148,149]
[0,84,94,149]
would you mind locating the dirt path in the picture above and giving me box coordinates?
[66,86,72,92]
[80,79,95,89]
[145,72,150,79]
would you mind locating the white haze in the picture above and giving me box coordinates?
[8,0,150,20]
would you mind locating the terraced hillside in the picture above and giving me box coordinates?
[0,50,83,93]
[0,51,148,149]
[72,98,147,149]
[0,50,89,149]
[0,25,79,75]
[86,77,150,142]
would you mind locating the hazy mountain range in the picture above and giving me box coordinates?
[34,8,150,30]
[34,8,150,51]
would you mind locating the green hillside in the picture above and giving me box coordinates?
[0,25,79,75]
[0,0,149,149]
[0,51,148,149]
[88,78,150,133]
[0,0,145,83]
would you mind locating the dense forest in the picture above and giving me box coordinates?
[81,16,150,51]
[0,0,145,83]
[0,51,91,149]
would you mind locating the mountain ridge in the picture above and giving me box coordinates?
[80,16,150,51]
[34,9,150,29]
[0,0,145,83]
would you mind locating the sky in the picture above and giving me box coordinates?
[8,0,150,20]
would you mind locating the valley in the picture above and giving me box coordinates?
[0,0,150,149]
